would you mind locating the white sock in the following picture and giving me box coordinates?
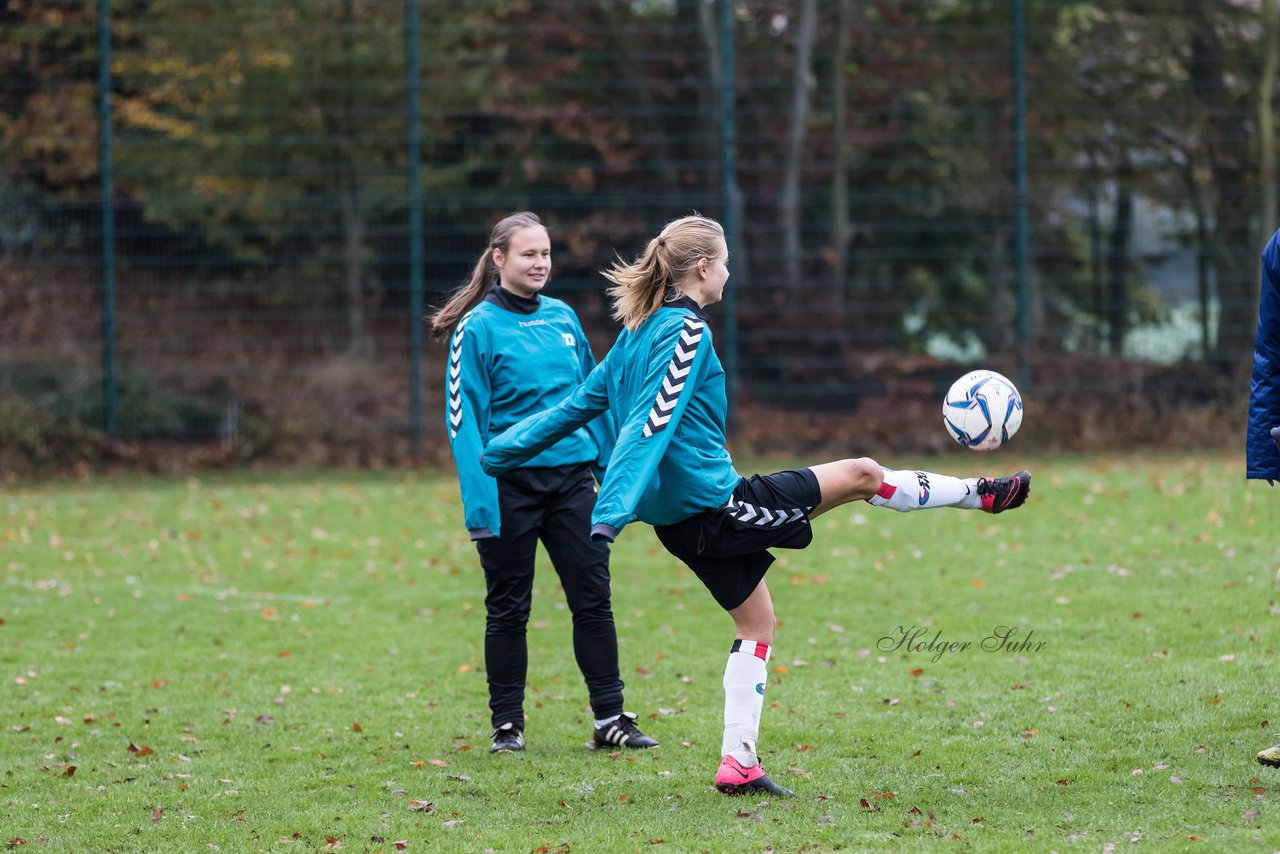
[868,467,981,511]
[722,639,770,765]
[594,714,620,728]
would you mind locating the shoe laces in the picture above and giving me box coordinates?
[491,722,522,740]
[612,712,641,735]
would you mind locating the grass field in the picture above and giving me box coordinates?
[3,452,1279,852]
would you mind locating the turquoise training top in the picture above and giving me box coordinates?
[482,297,741,541]
[446,285,611,539]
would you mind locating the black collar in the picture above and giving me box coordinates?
[485,281,540,315]
[664,294,710,323]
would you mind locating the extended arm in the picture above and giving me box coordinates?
[482,357,611,476]
[590,316,710,541]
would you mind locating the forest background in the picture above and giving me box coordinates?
[1,0,1274,473]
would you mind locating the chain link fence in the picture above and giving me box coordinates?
[1,1,1268,469]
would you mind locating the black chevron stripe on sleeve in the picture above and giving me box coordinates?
[447,313,473,439]
[641,317,704,438]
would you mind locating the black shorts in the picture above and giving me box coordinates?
[653,468,822,611]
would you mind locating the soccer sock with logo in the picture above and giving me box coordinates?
[868,467,982,512]
[722,639,770,765]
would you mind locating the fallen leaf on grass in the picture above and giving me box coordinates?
[1242,809,1261,820]
[441,820,464,828]
[151,805,163,824]
[407,800,434,813]
[127,744,154,757]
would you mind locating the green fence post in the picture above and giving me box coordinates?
[407,0,424,456]
[720,0,738,428]
[98,0,117,437]
[1012,0,1031,388]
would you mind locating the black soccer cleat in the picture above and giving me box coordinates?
[714,754,795,797]
[977,470,1031,514]
[489,722,525,754]
[593,712,658,749]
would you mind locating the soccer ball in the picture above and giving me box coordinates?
[942,369,1023,450]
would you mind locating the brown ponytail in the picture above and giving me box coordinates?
[428,212,544,339]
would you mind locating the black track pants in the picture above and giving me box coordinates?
[475,463,624,730]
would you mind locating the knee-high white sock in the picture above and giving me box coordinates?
[868,467,982,511]
[722,639,770,765]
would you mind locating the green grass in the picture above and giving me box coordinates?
[3,453,1279,852]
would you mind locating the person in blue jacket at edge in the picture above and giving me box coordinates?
[1250,230,1280,768]
[481,214,1032,797]
[429,212,657,755]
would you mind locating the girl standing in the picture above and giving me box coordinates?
[430,212,656,754]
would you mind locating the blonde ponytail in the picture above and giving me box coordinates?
[604,214,724,331]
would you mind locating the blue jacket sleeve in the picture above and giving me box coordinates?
[590,315,710,541]
[482,356,611,476]
[574,320,618,478]
[1248,229,1280,481]
[447,313,501,538]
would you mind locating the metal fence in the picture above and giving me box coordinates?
[1,1,1270,465]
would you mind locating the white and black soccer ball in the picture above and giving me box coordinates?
[942,369,1024,451]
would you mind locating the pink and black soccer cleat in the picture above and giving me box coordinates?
[714,754,794,797]
[977,470,1031,514]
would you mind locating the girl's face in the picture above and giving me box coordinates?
[494,226,551,298]
[689,241,729,307]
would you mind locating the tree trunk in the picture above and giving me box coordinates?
[829,0,852,316]
[341,182,372,358]
[1260,0,1278,243]
[987,224,1012,355]
[1107,164,1134,357]
[779,0,818,289]
[622,9,678,187]
[696,0,748,285]
[1186,0,1255,379]
[1181,157,1214,358]
[337,0,370,358]
[1086,145,1104,352]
